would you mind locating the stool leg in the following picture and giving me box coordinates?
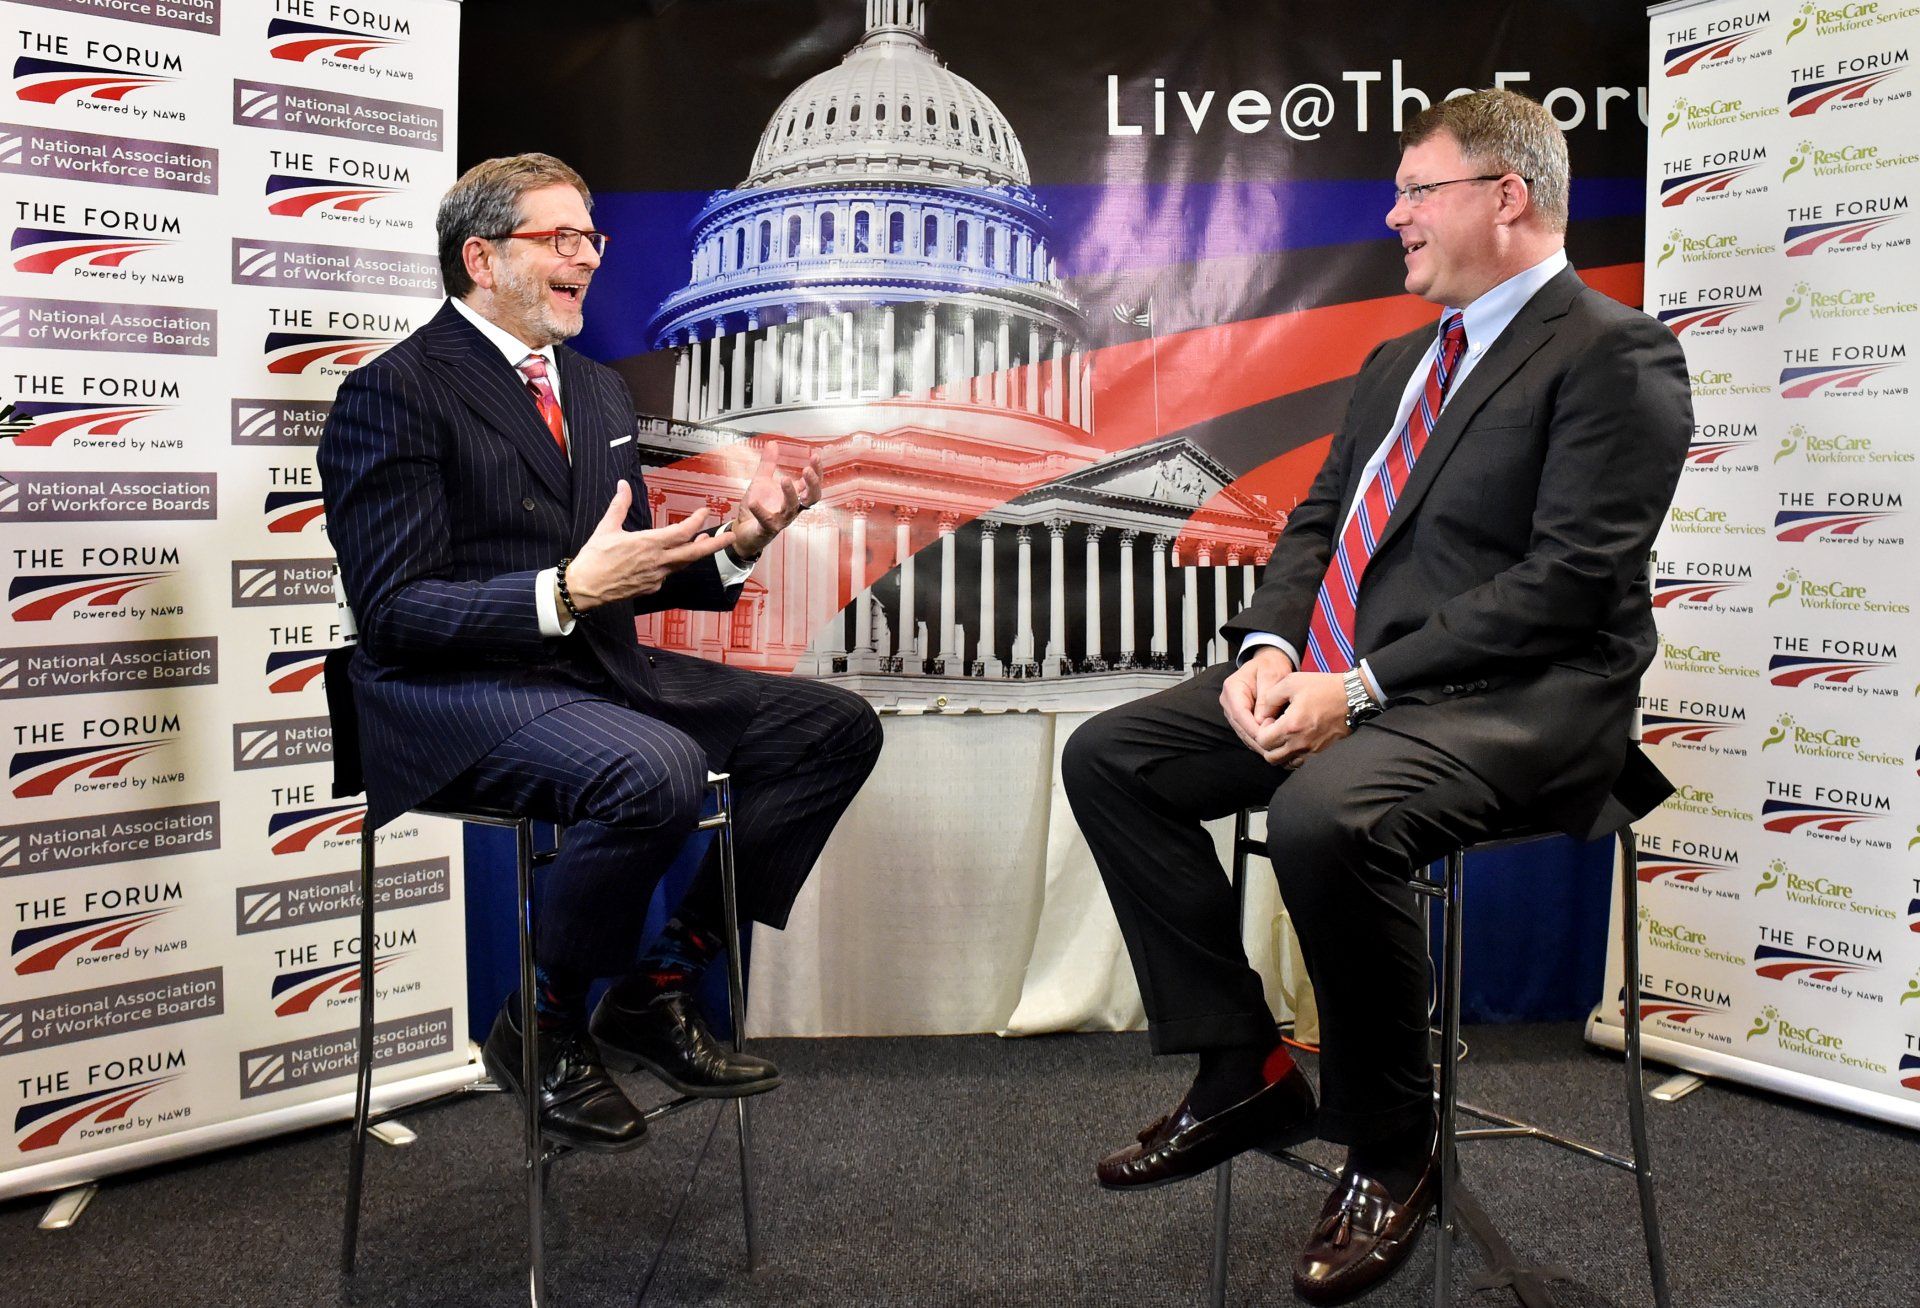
[341,823,378,1275]
[713,776,761,1272]
[1208,808,1254,1308]
[515,819,546,1308]
[1618,830,1672,1308]
[1432,850,1464,1308]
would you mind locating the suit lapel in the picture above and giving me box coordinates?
[419,302,573,503]
[1337,333,1432,526]
[1371,269,1580,556]
[556,346,611,548]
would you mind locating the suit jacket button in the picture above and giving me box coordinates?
[521,497,536,511]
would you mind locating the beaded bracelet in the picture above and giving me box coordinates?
[554,556,582,621]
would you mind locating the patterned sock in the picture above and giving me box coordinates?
[632,916,723,997]
[526,963,589,1031]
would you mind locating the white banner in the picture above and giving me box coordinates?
[0,0,471,1199]
[1590,0,1920,1129]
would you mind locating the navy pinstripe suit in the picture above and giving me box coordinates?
[319,301,881,973]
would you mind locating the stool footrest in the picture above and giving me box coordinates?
[1456,1101,1636,1171]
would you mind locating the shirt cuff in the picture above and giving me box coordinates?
[715,547,755,587]
[1357,658,1385,703]
[535,566,576,637]
[1236,633,1300,668]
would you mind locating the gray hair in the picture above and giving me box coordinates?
[1401,90,1569,233]
[436,153,593,298]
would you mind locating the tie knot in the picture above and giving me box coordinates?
[1440,312,1466,348]
[518,354,550,382]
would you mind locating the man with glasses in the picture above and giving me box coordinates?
[1062,90,1688,1303]
[319,154,882,1151]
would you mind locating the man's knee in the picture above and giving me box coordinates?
[582,733,708,834]
[1266,771,1377,886]
[1061,705,1135,800]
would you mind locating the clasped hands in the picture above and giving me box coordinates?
[563,448,823,611]
[1219,646,1351,769]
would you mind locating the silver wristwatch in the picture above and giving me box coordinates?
[1342,668,1381,730]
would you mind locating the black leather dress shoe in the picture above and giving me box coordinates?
[480,1001,648,1153]
[1292,1153,1437,1305]
[589,988,781,1099]
[1096,1066,1318,1190]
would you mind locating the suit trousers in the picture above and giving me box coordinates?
[433,651,883,978]
[1061,663,1512,1144]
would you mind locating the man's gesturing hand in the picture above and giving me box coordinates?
[563,480,733,611]
[729,448,823,560]
[1220,645,1298,763]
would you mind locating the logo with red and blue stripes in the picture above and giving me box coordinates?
[264,332,398,375]
[0,400,172,447]
[1642,715,1741,745]
[266,18,407,63]
[264,490,326,533]
[11,907,175,975]
[1653,577,1746,607]
[1761,797,1884,834]
[7,571,171,621]
[1659,163,1760,207]
[11,226,173,275]
[1685,435,1756,464]
[1753,942,1876,982]
[13,1076,179,1151]
[268,802,365,854]
[1638,852,1735,885]
[1658,297,1759,334]
[1785,213,1903,256]
[1768,652,1893,687]
[1901,1052,1920,1092]
[1665,30,1763,76]
[9,738,170,798]
[1777,361,1898,397]
[270,952,401,1016]
[11,55,172,104]
[265,172,402,218]
[264,649,330,694]
[1787,62,1907,117]
[1773,508,1899,540]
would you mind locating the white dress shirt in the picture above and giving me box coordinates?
[1238,249,1570,699]
[445,295,751,637]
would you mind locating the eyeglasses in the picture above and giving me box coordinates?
[490,228,610,257]
[1390,174,1528,207]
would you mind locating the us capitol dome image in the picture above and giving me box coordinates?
[631,0,1279,709]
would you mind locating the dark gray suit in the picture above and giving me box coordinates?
[1062,267,1691,1142]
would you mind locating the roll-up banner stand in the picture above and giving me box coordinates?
[1588,0,1920,1130]
[0,0,474,1201]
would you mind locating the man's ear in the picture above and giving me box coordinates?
[1493,175,1532,228]
[462,235,494,292]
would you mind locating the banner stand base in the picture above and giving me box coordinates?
[1,1054,484,1206]
[1586,1011,1920,1132]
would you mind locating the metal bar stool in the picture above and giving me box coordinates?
[1209,811,1672,1308]
[332,763,760,1304]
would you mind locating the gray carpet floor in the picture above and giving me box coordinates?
[5,1026,1914,1307]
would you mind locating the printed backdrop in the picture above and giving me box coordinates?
[454,1,1685,1047]
[1587,0,1919,1131]
[0,0,470,1200]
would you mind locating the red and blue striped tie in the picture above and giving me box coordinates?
[1301,312,1468,673]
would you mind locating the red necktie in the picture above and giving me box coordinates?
[1301,312,1467,673]
[517,354,566,456]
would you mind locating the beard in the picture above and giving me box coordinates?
[493,255,584,346]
